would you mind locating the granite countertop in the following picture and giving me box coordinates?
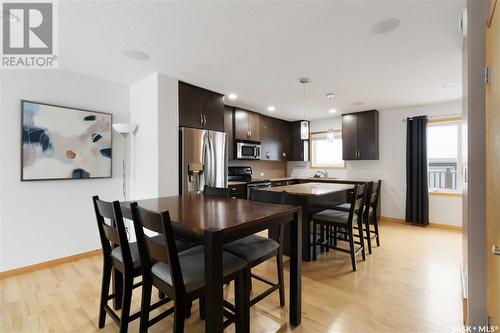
[268,177,297,182]
[259,182,354,196]
[228,177,380,186]
[228,180,248,186]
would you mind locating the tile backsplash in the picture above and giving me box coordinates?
[228,160,287,179]
[287,161,348,178]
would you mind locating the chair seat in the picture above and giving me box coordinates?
[111,242,141,268]
[151,246,246,293]
[223,235,279,263]
[334,203,373,216]
[312,209,357,225]
[111,237,193,269]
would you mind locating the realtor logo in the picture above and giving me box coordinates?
[2,1,58,68]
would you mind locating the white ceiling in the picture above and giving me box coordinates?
[58,1,465,121]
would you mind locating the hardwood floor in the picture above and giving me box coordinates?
[0,220,462,332]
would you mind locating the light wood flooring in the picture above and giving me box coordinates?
[0,220,463,332]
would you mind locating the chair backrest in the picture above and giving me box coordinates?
[370,180,382,214]
[130,203,184,294]
[348,184,367,225]
[363,182,374,217]
[249,189,286,246]
[92,196,132,267]
[203,185,230,197]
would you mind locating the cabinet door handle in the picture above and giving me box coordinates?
[200,114,204,127]
[203,114,207,126]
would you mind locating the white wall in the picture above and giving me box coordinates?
[157,74,179,197]
[289,101,463,226]
[129,74,159,199]
[0,70,129,272]
[129,72,179,200]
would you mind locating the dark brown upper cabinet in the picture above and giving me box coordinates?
[290,121,310,161]
[342,110,379,160]
[279,119,291,160]
[178,81,225,132]
[224,105,235,160]
[260,115,282,160]
[234,108,260,142]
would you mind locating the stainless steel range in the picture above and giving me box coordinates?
[228,166,271,197]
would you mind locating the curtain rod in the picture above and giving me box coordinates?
[402,113,462,122]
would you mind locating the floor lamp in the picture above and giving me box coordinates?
[112,123,137,201]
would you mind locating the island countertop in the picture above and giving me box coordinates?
[259,182,354,196]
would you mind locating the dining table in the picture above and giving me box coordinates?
[120,192,302,333]
[259,182,355,261]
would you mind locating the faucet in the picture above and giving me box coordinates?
[314,170,328,178]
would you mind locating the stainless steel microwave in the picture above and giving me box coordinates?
[236,140,261,160]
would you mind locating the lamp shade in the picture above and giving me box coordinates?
[300,120,309,140]
[112,123,137,136]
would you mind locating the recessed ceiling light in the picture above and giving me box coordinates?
[441,83,456,88]
[228,93,238,100]
[372,17,404,34]
[124,50,150,61]
[351,101,365,106]
[329,109,337,114]
[267,106,276,112]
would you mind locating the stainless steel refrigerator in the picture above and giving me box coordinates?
[179,127,227,194]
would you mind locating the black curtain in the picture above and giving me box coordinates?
[405,116,429,226]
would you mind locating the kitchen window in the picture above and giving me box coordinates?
[427,118,462,194]
[310,130,345,169]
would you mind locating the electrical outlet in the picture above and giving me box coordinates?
[260,172,264,177]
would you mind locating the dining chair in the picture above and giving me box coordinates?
[92,196,144,333]
[368,180,382,247]
[334,180,381,253]
[92,196,193,333]
[204,186,286,308]
[130,202,248,332]
[311,184,367,271]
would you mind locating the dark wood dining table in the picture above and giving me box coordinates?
[120,192,302,333]
[260,182,354,261]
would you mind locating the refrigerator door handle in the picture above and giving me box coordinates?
[204,134,213,187]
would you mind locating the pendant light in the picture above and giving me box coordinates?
[326,93,335,142]
[299,78,310,140]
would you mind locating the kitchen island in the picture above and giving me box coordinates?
[258,182,355,261]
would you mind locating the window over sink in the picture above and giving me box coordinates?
[310,130,345,169]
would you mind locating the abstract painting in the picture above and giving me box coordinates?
[21,100,112,180]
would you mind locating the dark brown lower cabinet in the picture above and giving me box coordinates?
[228,184,247,199]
